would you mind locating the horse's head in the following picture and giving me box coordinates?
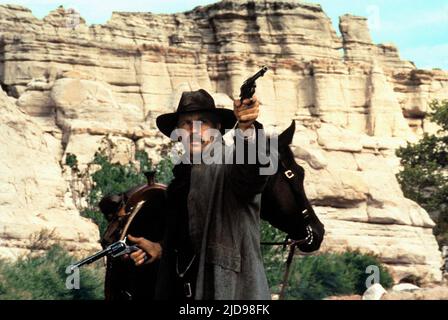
[261,120,310,240]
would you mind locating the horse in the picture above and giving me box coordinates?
[260,120,325,299]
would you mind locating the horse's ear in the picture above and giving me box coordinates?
[278,120,296,148]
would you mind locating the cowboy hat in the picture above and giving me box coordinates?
[156,89,237,137]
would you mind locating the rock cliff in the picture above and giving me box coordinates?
[1,1,447,283]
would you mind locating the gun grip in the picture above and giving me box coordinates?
[240,86,257,104]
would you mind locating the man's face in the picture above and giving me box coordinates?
[177,112,221,156]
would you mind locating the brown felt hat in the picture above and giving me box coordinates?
[156,89,237,137]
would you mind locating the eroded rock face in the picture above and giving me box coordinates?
[339,15,415,72]
[293,122,441,283]
[0,88,100,259]
[0,0,447,283]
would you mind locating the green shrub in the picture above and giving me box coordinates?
[135,150,153,174]
[87,152,148,208]
[155,156,175,185]
[80,151,174,237]
[65,153,78,169]
[260,221,288,290]
[286,253,355,300]
[260,222,393,300]
[341,251,394,293]
[82,209,109,238]
[0,245,104,300]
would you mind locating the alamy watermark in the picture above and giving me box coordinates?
[168,121,279,176]
[65,266,80,290]
[365,265,381,289]
[65,8,81,29]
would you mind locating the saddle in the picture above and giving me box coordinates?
[99,171,167,300]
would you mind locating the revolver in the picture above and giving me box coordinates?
[69,237,140,271]
[239,66,268,103]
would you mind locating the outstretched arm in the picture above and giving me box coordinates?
[227,96,273,201]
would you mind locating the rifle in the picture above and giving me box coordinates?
[239,66,268,103]
[69,237,140,271]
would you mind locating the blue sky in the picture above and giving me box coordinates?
[1,0,447,70]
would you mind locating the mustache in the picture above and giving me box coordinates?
[189,134,206,143]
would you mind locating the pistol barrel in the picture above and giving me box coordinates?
[245,66,268,84]
[70,248,111,270]
[69,240,127,270]
[255,66,268,79]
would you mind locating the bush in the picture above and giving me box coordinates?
[86,152,150,208]
[81,151,174,237]
[260,221,288,290]
[82,209,109,239]
[65,153,78,169]
[155,156,176,185]
[287,251,393,300]
[260,222,393,300]
[0,245,104,300]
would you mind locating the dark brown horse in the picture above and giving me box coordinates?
[261,120,325,253]
[260,120,325,299]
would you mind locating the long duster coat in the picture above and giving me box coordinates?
[155,124,273,300]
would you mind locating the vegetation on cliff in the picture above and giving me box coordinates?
[67,150,174,237]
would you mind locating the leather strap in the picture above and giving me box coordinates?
[119,200,146,241]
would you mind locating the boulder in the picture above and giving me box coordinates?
[392,283,420,292]
[362,283,387,300]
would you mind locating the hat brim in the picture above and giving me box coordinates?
[156,108,237,138]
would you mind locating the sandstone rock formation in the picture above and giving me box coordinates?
[0,87,100,259]
[293,122,442,283]
[1,0,447,283]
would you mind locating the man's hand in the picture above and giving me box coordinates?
[234,95,260,132]
[127,235,162,267]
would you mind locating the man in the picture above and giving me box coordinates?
[128,89,272,300]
